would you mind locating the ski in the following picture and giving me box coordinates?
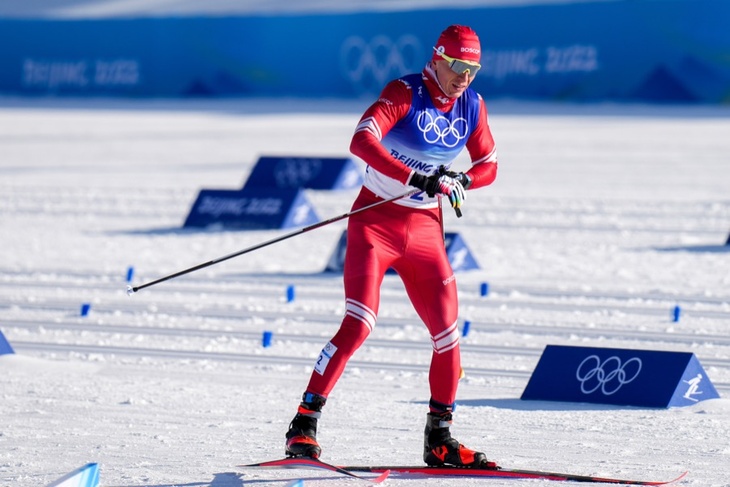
[241,457,687,486]
[341,465,688,485]
[239,457,390,484]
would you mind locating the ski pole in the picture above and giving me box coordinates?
[127,189,420,295]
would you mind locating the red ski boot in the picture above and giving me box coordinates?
[423,412,497,468]
[285,393,326,459]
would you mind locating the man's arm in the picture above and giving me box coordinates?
[349,79,414,184]
[463,96,498,189]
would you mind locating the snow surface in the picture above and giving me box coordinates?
[1,96,729,487]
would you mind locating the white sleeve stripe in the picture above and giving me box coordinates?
[355,117,382,140]
[472,147,498,165]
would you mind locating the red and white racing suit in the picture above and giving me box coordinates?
[304,64,498,408]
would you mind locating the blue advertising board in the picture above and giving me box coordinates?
[521,345,720,408]
[1,0,729,103]
[243,156,362,191]
[0,328,14,355]
[47,462,99,487]
[444,232,480,272]
[183,188,319,230]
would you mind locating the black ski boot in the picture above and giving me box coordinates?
[423,411,496,468]
[285,392,326,458]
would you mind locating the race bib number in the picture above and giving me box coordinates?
[314,342,338,375]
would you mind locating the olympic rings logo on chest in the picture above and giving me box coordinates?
[416,111,468,148]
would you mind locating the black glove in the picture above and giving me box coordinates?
[456,172,472,190]
[408,172,441,197]
[408,168,467,210]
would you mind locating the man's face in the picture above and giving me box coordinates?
[434,59,476,98]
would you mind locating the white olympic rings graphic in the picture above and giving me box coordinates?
[575,355,642,396]
[417,112,468,148]
[340,35,422,90]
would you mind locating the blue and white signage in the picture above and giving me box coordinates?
[0,328,14,355]
[521,345,720,408]
[183,188,319,230]
[46,462,99,487]
[3,1,729,103]
[444,232,480,272]
[243,156,362,191]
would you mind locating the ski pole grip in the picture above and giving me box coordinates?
[454,207,462,218]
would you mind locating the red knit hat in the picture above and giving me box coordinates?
[432,25,481,64]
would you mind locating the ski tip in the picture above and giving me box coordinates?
[372,469,391,484]
[660,470,688,485]
[612,469,688,486]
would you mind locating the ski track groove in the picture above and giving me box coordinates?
[4,273,730,394]
[8,317,730,375]
[3,269,729,361]
[1,278,728,319]
[9,340,730,394]
[2,267,729,305]
[7,314,730,351]
[4,296,730,346]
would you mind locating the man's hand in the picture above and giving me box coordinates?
[440,168,473,190]
[408,172,440,197]
[408,171,467,210]
[437,174,466,210]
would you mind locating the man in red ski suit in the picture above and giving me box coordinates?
[286,25,498,468]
